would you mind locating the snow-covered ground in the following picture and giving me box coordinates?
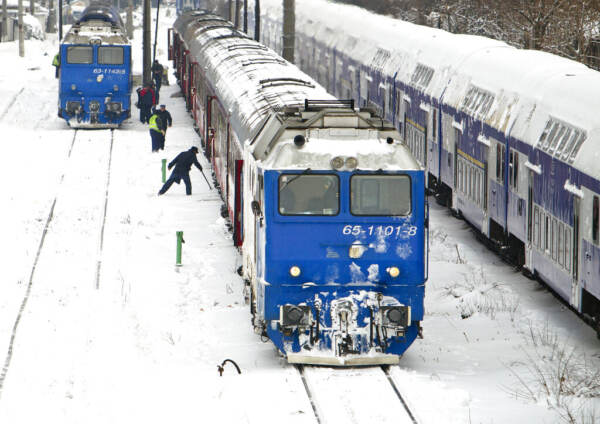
[0,7,599,424]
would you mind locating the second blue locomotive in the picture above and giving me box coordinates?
[58,2,131,128]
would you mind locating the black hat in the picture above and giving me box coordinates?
[191,146,199,153]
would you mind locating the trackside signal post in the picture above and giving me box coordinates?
[176,231,183,266]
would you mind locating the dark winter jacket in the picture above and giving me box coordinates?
[152,62,164,78]
[168,148,202,176]
[139,87,155,107]
[157,110,172,130]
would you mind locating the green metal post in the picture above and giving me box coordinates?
[176,231,183,266]
[162,159,167,183]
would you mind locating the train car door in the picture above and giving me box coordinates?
[181,50,189,100]
[525,170,534,270]
[186,58,194,110]
[205,96,214,158]
[571,197,581,310]
[427,107,439,183]
[233,160,244,246]
[168,28,173,60]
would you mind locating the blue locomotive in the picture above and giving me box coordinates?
[170,11,428,365]
[58,2,131,128]
[255,0,600,336]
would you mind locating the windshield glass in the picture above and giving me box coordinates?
[67,46,93,64]
[98,46,124,65]
[279,174,339,215]
[351,175,411,216]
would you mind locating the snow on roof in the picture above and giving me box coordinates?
[258,0,600,180]
[175,13,333,144]
[262,135,421,171]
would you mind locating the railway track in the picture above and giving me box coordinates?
[296,364,419,424]
[0,87,25,121]
[0,129,114,402]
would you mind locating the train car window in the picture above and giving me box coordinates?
[351,175,411,216]
[554,128,572,154]
[534,206,540,248]
[565,228,571,271]
[278,174,339,216]
[432,109,437,142]
[98,46,124,65]
[567,132,586,163]
[543,122,559,150]
[549,125,566,153]
[593,196,599,244]
[509,150,519,190]
[496,144,505,183]
[544,214,550,253]
[558,222,564,266]
[552,218,558,261]
[66,46,93,64]
[537,120,553,147]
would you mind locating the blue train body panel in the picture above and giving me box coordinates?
[58,2,131,128]
[59,44,131,127]
[257,170,426,359]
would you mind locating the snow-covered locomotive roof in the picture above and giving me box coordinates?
[64,2,127,44]
[258,0,600,176]
[63,20,129,44]
[254,106,421,171]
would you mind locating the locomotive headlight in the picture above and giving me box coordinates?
[89,101,100,112]
[289,266,301,277]
[345,156,358,169]
[349,245,366,259]
[96,74,104,83]
[381,305,411,328]
[387,266,400,278]
[109,102,122,112]
[113,84,119,92]
[330,156,344,169]
[70,84,76,91]
[280,304,311,327]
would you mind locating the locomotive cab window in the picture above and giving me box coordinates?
[278,174,339,216]
[67,46,93,64]
[351,175,411,216]
[98,46,124,65]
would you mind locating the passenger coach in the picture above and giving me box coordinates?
[170,11,429,365]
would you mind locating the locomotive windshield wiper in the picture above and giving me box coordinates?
[279,168,311,192]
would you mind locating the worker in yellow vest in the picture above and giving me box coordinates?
[148,107,164,152]
[52,53,60,78]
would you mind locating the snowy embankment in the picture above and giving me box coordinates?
[0,6,599,424]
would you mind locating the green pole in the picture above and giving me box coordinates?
[162,159,167,183]
[176,231,183,266]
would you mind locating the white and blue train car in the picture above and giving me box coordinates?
[254,0,600,334]
[58,2,131,128]
[170,10,428,365]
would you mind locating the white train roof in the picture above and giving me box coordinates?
[174,11,334,144]
[257,0,600,177]
[63,19,129,44]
